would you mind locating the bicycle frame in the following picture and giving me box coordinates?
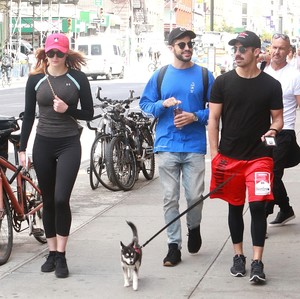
[0,157,42,221]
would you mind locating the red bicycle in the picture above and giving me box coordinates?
[0,116,45,265]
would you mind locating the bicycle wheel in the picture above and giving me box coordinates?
[140,128,155,180]
[1,77,6,88]
[90,134,120,191]
[0,191,13,265]
[25,164,46,244]
[107,136,136,191]
[148,63,156,72]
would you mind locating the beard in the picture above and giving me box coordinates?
[174,50,192,62]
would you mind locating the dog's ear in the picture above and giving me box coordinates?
[120,241,125,249]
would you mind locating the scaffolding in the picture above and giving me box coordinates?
[0,0,77,56]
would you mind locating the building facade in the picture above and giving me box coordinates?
[1,0,300,59]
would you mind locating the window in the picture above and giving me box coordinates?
[78,45,88,55]
[242,3,247,15]
[91,45,101,55]
[242,17,247,27]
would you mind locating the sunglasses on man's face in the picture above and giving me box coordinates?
[46,50,66,58]
[273,33,289,40]
[174,41,195,50]
[232,46,248,54]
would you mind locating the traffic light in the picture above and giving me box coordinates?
[67,18,72,31]
[100,8,103,15]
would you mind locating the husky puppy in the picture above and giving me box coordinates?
[120,221,142,291]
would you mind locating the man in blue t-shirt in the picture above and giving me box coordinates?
[140,27,215,267]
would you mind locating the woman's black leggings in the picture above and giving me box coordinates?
[228,201,267,247]
[33,134,81,238]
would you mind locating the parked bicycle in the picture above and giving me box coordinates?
[87,88,137,191]
[104,90,155,191]
[0,116,45,265]
[126,110,155,180]
[148,59,161,72]
[87,90,121,191]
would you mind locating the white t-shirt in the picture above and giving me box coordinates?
[264,63,300,130]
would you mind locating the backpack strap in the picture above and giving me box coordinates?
[201,66,209,108]
[260,61,267,71]
[157,64,169,100]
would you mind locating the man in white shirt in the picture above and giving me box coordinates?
[264,33,300,226]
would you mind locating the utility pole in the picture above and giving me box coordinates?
[170,0,173,32]
[210,0,214,31]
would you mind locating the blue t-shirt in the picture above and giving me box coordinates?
[140,64,214,154]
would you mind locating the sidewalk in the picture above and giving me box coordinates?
[1,161,299,298]
[0,119,299,296]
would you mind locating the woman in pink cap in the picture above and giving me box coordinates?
[19,33,94,278]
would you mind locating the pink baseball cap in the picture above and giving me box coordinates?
[45,33,70,53]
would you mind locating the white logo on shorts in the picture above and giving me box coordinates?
[254,172,271,195]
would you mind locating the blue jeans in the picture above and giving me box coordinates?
[157,152,205,249]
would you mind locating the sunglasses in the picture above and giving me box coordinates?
[174,41,195,50]
[233,46,248,54]
[46,50,66,58]
[273,33,289,40]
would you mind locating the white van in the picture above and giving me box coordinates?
[11,39,33,55]
[75,36,125,80]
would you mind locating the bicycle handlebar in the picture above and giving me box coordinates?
[86,113,103,131]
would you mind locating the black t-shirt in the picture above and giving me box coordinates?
[210,70,283,160]
[20,68,94,151]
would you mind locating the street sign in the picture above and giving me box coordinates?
[94,0,102,6]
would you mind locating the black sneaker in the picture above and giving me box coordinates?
[249,260,266,283]
[269,207,295,227]
[230,254,246,277]
[41,251,56,272]
[55,253,69,278]
[163,243,181,267]
[187,226,202,254]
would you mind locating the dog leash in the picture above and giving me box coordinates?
[140,161,250,249]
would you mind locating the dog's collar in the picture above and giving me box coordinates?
[134,246,141,255]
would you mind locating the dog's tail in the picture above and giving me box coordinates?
[126,221,138,245]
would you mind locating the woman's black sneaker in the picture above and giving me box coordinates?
[41,251,56,272]
[249,260,266,283]
[230,254,246,277]
[55,252,69,278]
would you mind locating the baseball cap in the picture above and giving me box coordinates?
[45,33,70,53]
[228,31,261,49]
[168,27,196,45]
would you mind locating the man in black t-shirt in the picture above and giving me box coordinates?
[208,31,283,284]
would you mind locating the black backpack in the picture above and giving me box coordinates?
[157,64,209,108]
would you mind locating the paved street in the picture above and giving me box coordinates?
[0,70,300,298]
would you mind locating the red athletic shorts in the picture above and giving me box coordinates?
[210,153,274,206]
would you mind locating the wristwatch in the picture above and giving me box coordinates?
[193,113,198,122]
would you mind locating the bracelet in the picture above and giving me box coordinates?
[269,128,278,133]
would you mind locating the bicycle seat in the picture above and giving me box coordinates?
[9,134,20,145]
[0,116,17,137]
[0,116,16,129]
